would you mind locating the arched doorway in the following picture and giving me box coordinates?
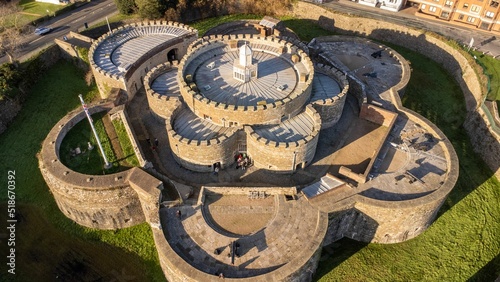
[168,49,178,63]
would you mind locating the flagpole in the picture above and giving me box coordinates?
[78,94,112,169]
[106,16,112,34]
[467,37,474,52]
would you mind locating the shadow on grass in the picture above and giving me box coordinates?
[313,238,368,280]
[467,253,500,282]
[0,203,156,282]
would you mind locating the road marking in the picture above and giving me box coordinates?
[71,17,83,24]
[31,37,43,44]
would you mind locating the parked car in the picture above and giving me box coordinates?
[34,27,51,36]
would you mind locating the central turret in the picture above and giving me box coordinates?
[233,43,258,82]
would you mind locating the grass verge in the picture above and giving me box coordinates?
[18,0,65,26]
[190,14,262,36]
[112,118,140,167]
[472,50,500,102]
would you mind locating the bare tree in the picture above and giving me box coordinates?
[0,1,25,64]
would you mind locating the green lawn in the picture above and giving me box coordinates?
[112,118,140,167]
[190,14,262,36]
[0,60,164,281]
[473,50,500,102]
[59,111,121,175]
[18,0,66,25]
[20,0,61,16]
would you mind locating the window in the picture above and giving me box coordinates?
[471,5,481,13]
[421,4,427,9]
[467,16,476,22]
[463,3,469,8]
[429,6,437,12]
[441,11,450,18]
[491,1,499,8]
[485,11,495,18]
[445,0,453,7]
[458,14,464,20]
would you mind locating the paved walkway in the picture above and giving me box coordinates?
[160,194,323,278]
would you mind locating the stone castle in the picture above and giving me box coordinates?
[39,12,460,282]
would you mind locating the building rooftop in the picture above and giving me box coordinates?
[253,110,315,142]
[92,25,191,77]
[151,68,180,97]
[309,72,342,102]
[173,108,236,141]
[184,44,301,106]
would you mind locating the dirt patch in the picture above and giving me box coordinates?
[204,194,275,236]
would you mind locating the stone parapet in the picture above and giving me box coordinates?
[154,192,328,282]
[144,62,181,120]
[166,106,240,172]
[89,20,197,100]
[177,34,314,126]
[245,105,321,172]
[310,63,349,128]
[38,105,163,230]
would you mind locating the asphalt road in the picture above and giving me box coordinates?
[321,0,500,58]
[1,0,117,64]
[3,0,499,65]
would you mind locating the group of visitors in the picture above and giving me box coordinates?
[235,153,251,170]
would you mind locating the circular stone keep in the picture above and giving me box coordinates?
[178,35,314,127]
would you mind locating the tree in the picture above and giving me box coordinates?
[0,63,21,100]
[135,0,167,19]
[114,0,137,15]
[0,1,25,64]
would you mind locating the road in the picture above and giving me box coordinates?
[4,0,499,65]
[321,0,500,57]
[1,0,117,64]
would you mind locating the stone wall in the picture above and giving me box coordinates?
[38,105,163,230]
[109,105,151,168]
[89,21,198,100]
[152,202,328,282]
[144,62,182,121]
[312,48,457,244]
[359,104,397,127]
[166,106,240,172]
[123,38,195,100]
[310,63,349,129]
[178,34,314,127]
[245,105,321,172]
[291,1,499,177]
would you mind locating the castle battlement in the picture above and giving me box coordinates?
[178,35,314,126]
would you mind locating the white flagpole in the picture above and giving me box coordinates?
[468,37,474,52]
[106,16,112,34]
[78,94,112,169]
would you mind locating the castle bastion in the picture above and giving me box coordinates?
[39,17,459,282]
